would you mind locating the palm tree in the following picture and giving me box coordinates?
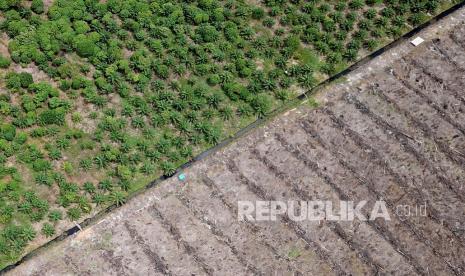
[94,155,107,169]
[20,226,36,242]
[161,161,176,176]
[110,191,127,206]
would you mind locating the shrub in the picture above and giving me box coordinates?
[63,162,74,175]
[196,25,220,43]
[349,0,365,10]
[251,94,272,118]
[78,197,92,213]
[38,108,66,125]
[79,159,92,171]
[92,193,106,205]
[15,132,27,144]
[75,38,97,58]
[219,106,233,120]
[21,225,37,241]
[5,72,21,90]
[274,90,292,102]
[73,21,90,34]
[19,72,33,88]
[32,159,52,172]
[41,223,55,237]
[409,13,428,25]
[83,182,95,194]
[207,74,221,86]
[31,0,44,14]
[263,18,275,28]
[285,35,300,53]
[0,205,14,223]
[99,179,113,191]
[0,123,16,141]
[67,207,81,220]
[71,112,82,123]
[48,210,62,222]
[161,161,176,176]
[35,172,53,186]
[0,0,21,10]
[0,55,11,68]
[116,165,133,180]
[252,7,265,19]
[110,191,127,206]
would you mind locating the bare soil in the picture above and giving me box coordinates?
[6,6,465,276]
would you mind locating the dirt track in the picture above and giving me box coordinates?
[6,6,465,276]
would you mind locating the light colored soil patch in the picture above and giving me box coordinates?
[255,58,264,70]
[67,97,98,134]
[43,0,54,11]
[12,63,56,85]
[123,48,133,59]
[0,33,10,58]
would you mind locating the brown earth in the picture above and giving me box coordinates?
[5,6,465,276]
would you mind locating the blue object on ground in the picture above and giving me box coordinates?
[178,173,186,181]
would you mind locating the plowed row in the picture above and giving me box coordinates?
[7,11,465,276]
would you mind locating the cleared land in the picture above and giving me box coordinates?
[5,6,465,276]
[2,0,464,268]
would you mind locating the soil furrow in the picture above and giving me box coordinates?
[450,33,465,48]
[393,57,465,130]
[6,9,465,276]
[230,151,384,276]
[174,188,265,275]
[272,131,432,275]
[62,254,93,276]
[81,222,165,276]
[344,93,465,207]
[151,196,252,275]
[227,159,350,276]
[370,82,465,166]
[326,106,465,239]
[431,37,465,70]
[390,66,465,135]
[324,103,465,238]
[298,116,465,274]
[125,210,207,276]
[376,71,465,169]
[352,85,465,185]
[201,171,335,276]
[149,203,214,275]
[247,146,385,275]
[450,23,465,48]
[403,52,465,106]
[123,221,171,275]
[76,221,167,276]
[199,174,290,268]
[421,40,465,79]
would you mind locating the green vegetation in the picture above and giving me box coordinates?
[0,55,11,68]
[0,0,459,268]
